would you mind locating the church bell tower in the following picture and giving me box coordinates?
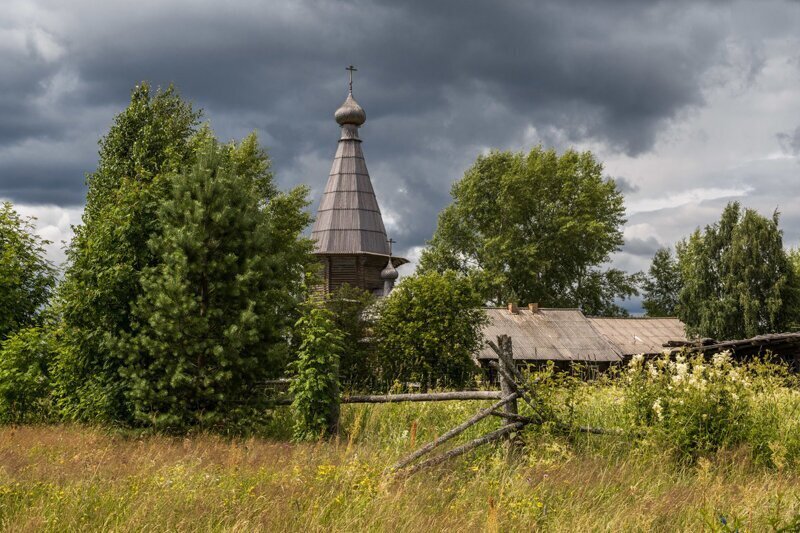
[310,66,407,295]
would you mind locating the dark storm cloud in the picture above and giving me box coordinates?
[0,0,790,261]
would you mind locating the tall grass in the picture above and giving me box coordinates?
[2,355,800,531]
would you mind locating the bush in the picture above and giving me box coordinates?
[290,306,344,441]
[623,351,754,463]
[0,327,56,423]
[324,284,377,392]
[373,271,487,390]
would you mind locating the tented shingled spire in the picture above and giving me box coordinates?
[311,84,392,256]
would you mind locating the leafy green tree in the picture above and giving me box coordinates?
[374,271,488,389]
[324,284,377,392]
[0,203,55,340]
[0,327,57,423]
[121,138,313,432]
[290,306,344,440]
[54,83,200,422]
[642,247,681,317]
[677,202,800,339]
[419,147,637,315]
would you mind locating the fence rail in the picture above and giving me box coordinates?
[272,390,502,406]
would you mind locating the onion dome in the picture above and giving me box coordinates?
[380,258,399,281]
[334,93,366,126]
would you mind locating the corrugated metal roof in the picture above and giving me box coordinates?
[588,317,686,356]
[479,308,623,362]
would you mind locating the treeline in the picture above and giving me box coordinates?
[1,83,798,436]
[640,203,800,338]
[0,85,488,435]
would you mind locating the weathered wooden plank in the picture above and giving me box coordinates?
[400,422,525,476]
[390,392,522,471]
[341,391,503,403]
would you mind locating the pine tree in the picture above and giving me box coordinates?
[642,247,681,317]
[122,138,312,432]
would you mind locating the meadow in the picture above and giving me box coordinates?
[3,354,800,531]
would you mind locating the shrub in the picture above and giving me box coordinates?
[290,306,344,441]
[324,284,377,392]
[0,327,56,423]
[373,271,487,390]
[623,351,753,463]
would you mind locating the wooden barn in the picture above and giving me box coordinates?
[477,304,688,369]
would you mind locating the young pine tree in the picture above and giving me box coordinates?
[122,138,312,432]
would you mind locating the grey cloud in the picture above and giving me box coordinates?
[0,0,798,266]
[623,236,662,258]
[778,126,800,156]
[613,176,640,194]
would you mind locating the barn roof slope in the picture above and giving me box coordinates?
[588,317,687,356]
[479,308,623,362]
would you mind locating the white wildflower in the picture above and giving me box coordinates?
[652,399,664,421]
[673,362,688,383]
[712,351,731,368]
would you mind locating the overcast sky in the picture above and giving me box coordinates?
[3,0,800,311]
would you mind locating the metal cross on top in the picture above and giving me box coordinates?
[387,237,396,256]
[346,65,357,93]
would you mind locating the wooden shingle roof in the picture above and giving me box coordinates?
[311,91,407,265]
[479,308,623,362]
[588,317,687,356]
[479,308,688,362]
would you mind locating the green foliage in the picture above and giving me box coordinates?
[642,247,681,317]
[623,352,753,463]
[419,147,637,315]
[0,203,55,340]
[290,306,344,441]
[55,83,200,422]
[677,202,800,339]
[324,284,378,392]
[373,271,488,389]
[618,352,800,467]
[0,327,56,423]
[120,137,313,433]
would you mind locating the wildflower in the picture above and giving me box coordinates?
[673,362,688,383]
[712,351,731,368]
[652,398,664,421]
[647,363,659,379]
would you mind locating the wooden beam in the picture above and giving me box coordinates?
[341,391,504,403]
[390,392,522,471]
[400,422,525,476]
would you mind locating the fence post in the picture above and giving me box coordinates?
[497,334,519,424]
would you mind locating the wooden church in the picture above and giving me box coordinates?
[310,68,408,296]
